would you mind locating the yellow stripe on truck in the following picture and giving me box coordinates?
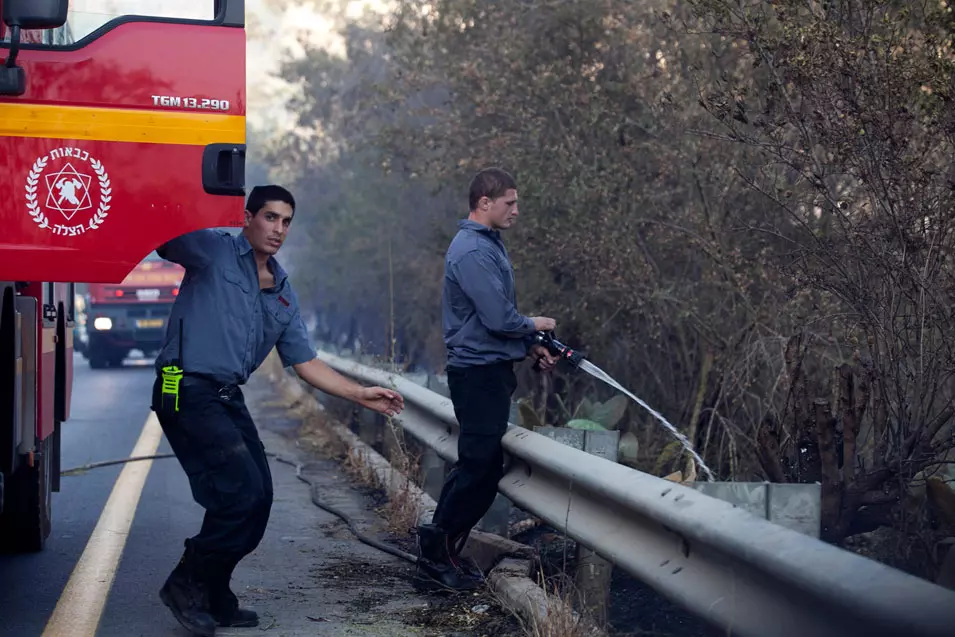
[0,102,245,146]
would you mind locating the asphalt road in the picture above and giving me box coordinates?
[0,352,473,637]
[0,353,163,637]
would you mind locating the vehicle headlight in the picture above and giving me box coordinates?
[93,317,113,331]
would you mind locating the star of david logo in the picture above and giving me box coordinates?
[44,162,93,221]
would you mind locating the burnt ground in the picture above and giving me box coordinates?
[306,557,524,636]
[511,522,720,637]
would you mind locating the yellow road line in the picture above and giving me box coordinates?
[0,102,245,146]
[42,412,164,637]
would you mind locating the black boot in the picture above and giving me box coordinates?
[206,556,259,628]
[209,588,259,628]
[158,541,217,637]
[413,524,482,593]
[449,530,484,581]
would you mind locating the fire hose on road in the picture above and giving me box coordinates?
[60,451,420,565]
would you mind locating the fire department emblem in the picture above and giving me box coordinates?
[25,147,112,236]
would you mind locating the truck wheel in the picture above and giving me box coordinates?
[0,439,52,553]
[88,353,109,369]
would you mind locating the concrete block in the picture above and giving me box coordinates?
[692,482,768,519]
[460,530,537,574]
[488,558,606,636]
[584,430,620,461]
[768,482,822,538]
[689,481,822,537]
[535,425,585,449]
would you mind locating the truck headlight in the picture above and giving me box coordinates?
[93,317,113,331]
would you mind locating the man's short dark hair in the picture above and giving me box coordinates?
[468,168,517,210]
[246,184,295,216]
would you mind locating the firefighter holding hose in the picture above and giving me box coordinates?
[414,168,559,592]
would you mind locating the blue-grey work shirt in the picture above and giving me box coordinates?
[443,219,537,368]
[154,229,316,385]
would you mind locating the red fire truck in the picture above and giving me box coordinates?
[83,251,186,368]
[0,0,246,552]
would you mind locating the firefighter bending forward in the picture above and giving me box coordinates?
[151,185,404,636]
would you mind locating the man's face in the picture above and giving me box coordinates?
[244,200,294,256]
[482,189,519,230]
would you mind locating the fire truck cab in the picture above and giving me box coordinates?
[0,0,246,552]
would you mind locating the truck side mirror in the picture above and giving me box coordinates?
[1,0,68,96]
[3,0,69,30]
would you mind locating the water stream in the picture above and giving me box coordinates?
[577,359,716,481]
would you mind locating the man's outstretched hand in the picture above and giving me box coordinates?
[356,386,405,417]
[294,358,405,417]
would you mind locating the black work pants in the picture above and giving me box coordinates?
[432,360,517,542]
[151,374,273,593]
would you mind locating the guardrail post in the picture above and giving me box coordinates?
[575,429,618,627]
[534,425,618,627]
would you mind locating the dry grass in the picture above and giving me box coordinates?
[337,426,424,535]
[297,411,347,458]
[381,468,424,534]
[342,447,379,487]
[381,442,424,534]
[531,575,601,637]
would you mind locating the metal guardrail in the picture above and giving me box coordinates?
[311,350,955,637]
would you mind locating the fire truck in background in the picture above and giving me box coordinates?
[0,0,246,552]
[82,251,185,368]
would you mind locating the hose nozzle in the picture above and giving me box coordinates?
[533,331,585,369]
